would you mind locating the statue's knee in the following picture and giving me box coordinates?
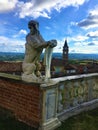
[22,62,36,74]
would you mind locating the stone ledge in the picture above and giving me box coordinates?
[53,73,98,82]
[58,99,98,122]
[0,72,21,80]
[39,118,61,130]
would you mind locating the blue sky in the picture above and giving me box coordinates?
[0,0,98,53]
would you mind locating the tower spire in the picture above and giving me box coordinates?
[62,38,69,63]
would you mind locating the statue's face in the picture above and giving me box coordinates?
[30,26,35,35]
[30,24,39,35]
[35,24,39,30]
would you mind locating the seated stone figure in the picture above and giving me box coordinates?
[22,20,57,82]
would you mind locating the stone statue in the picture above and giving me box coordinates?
[22,20,57,82]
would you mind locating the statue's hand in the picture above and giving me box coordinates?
[48,39,57,48]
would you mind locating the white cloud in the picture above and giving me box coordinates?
[0,0,88,19]
[0,36,25,52]
[45,26,51,30]
[64,34,98,53]
[70,44,98,54]
[19,29,27,35]
[13,29,27,38]
[53,36,98,54]
[17,0,88,18]
[86,31,98,38]
[50,38,66,53]
[0,0,18,12]
[69,35,88,42]
[0,34,97,53]
[70,39,98,53]
[90,6,98,16]
[77,5,98,29]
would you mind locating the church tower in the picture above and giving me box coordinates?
[62,39,69,63]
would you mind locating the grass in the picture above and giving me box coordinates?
[0,108,37,130]
[0,108,98,130]
[56,108,98,130]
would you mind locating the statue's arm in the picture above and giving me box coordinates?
[33,41,49,49]
[37,39,57,49]
[26,34,57,49]
[46,40,57,48]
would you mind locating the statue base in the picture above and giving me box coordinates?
[22,73,46,83]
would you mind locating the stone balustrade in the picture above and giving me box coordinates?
[40,73,98,130]
[0,72,98,130]
[57,73,98,112]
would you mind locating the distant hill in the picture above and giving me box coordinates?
[0,52,98,61]
[0,52,24,61]
[52,53,98,60]
[68,53,98,60]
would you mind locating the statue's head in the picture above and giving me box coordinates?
[28,20,39,30]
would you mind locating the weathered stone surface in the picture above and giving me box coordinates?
[0,73,98,130]
[22,20,57,83]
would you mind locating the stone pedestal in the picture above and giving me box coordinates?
[39,82,61,130]
[40,118,61,130]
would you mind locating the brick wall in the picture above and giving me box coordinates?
[0,77,42,128]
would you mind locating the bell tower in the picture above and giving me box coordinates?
[62,39,69,63]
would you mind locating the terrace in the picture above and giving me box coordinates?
[0,69,98,130]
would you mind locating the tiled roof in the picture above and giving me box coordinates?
[51,58,65,66]
[0,62,22,72]
[0,60,98,75]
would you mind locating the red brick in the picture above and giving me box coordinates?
[0,78,42,128]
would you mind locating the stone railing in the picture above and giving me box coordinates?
[57,73,98,112]
[0,72,98,130]
[40,73,98,130]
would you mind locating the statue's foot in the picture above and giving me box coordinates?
[36,71,42,77]
[22,73,38,83]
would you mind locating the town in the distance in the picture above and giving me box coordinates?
[0,39,98,78]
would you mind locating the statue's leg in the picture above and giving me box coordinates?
[22,62,39,82]
[22,62,36,75]
[35,61,42,77]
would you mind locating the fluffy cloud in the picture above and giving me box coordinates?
[0,0,18,12]
[13,29,27,38]
[88,42,95,46]
[70,46,98,53]
[0,0,88,18]
[0,36,25,52]
[54,34,95,53]
[86,31,98,38]
[70,40,98,54]
[17,0,87,18]
[69,35,88,42]
[66,34,98,53]
[19,29,27,35]
[77,6,98,29]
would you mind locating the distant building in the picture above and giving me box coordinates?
[62,39,69,64]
